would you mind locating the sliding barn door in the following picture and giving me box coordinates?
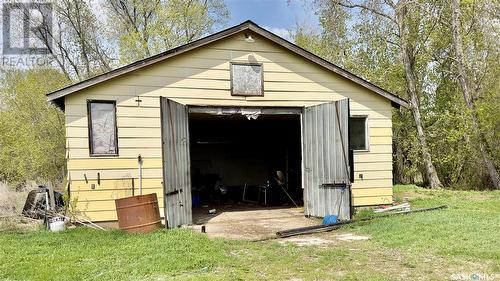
[302,99,351,219]
[160,98,192,228]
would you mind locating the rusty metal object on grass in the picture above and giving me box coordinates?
[115,193,161,233]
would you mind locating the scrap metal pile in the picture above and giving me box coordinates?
[22,185,104,231]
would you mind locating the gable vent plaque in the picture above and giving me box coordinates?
[231,63,263,96]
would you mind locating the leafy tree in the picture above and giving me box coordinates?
[296,0,444,188]
[106,0,230,63]
[296,0,499,189]
[30,0,113,81]
[0,69,68,184]
[449,0,500,189]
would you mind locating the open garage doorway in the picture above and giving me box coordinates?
[188,110,303,224]
[161,98,351,229]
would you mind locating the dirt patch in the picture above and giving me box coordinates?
[279,232,371,246]
[394,190,432,203]
[335,233,370,241]
[279,237,336,246]
[465,193,497,201]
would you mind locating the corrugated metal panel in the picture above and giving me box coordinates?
[302,99,351,220]
[161,97,192,228]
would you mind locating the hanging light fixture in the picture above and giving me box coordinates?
[244,33,255,43]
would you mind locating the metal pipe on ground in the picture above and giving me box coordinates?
[276,205,448,238]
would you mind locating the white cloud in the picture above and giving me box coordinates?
[262,26,293,41]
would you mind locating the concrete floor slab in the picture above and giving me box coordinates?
[192,207,320,240]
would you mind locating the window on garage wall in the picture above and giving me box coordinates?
[349,116,368,151]
[87,100,118,156]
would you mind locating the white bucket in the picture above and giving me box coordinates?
[49,217,66,232]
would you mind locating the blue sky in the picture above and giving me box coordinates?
[226,0,319,40]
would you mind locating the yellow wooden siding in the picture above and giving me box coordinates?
[69,168,162,181]
[70,179,163,191]
[75,198,165,211]
[72,188,163,201]
[65,32,394,221]
[67,158,163,170]
[67,137,162,149]
[353,196,393,206]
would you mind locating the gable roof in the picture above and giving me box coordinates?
[47,20,408,108]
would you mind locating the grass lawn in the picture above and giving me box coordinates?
[0,185,498,280]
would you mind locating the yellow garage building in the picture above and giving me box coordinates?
[47,21,407,225]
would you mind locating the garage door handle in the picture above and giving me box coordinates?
[165,189,183,196]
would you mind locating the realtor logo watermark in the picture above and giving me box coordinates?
[1,1,54,67]
[451,273,498,281]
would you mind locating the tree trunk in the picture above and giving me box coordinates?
[450,0,500,189]
[397,1,443,189]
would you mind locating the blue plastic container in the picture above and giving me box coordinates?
[322,215,338,225]
[192,194,201,208]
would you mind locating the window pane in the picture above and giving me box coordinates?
[90,102,117,154]
[231,64,263,96]
[349,117,367,150]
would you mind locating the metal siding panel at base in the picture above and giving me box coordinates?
[302,99,350,219]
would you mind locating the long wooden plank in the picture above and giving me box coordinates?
[67,115,162,128]
[351,179,393,189]
[109,74,385,96]
[351,187,393,197]
[69,147,162,158]
[354,153,392,163]
[65,86,390,107]
[367,127,393,137]
[67,137,162,149]
[131,68,368,84]
[353,196,393,206]
[69,168,162,181]
[65,104,161,117]
[353,162,393,172]
[67,127,162,138]
[70,178,162,191]
[369,136,392,145]
[67,158,163,170]
[64,85,390,111]
[357,144,392,154]
[75,197,165,212]
[72,187,163,201]
[352,170,393,180]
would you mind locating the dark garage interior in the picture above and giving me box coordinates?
[189,112,302,221]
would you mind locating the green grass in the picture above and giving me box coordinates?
[353,185,500,263]
[0,185,498,280]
